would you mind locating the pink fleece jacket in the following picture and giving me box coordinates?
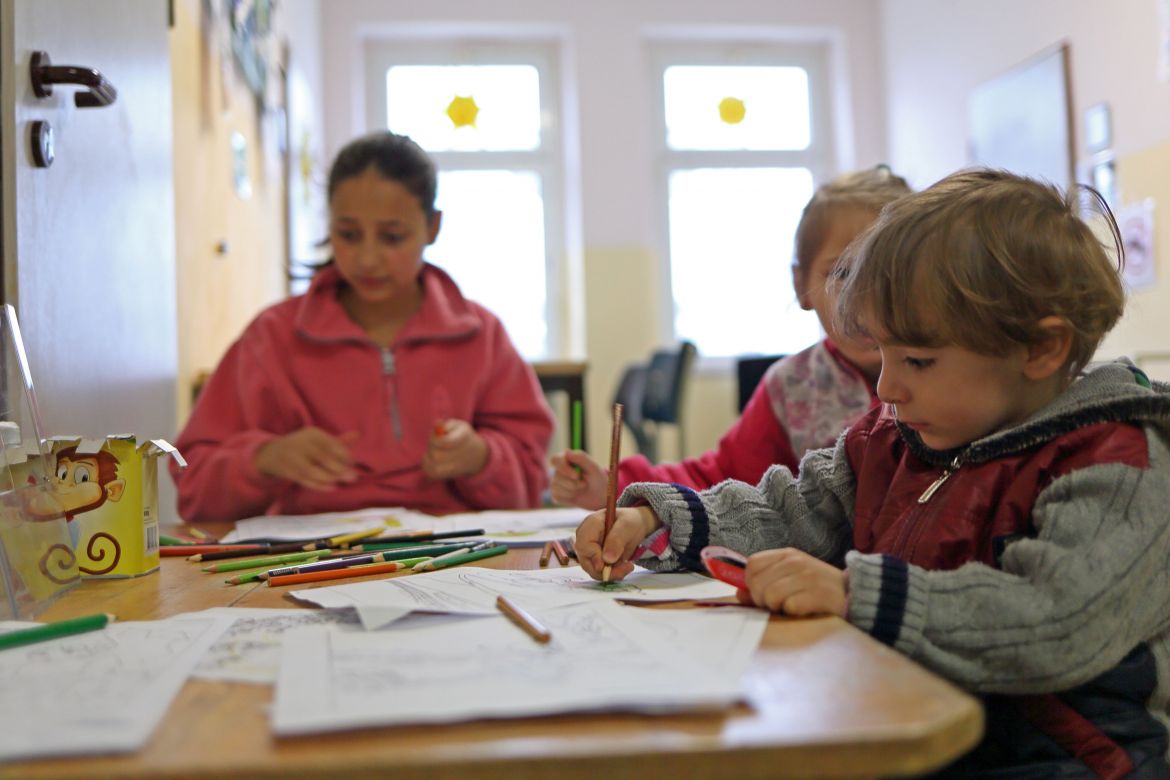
[171,263,554,522]
[618,339,878,491]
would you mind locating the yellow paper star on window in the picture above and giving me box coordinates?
[446,95,479,128]
[718,96,746,125]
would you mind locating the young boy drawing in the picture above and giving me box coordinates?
[576,169,1170,777]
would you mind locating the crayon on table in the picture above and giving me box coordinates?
[551,539,570,566]
[495,595,552,644]
[539,541,553,567]
[0,613,116,651]
[202,550,321,573]
[263,553,380,579]
[412,544,508,572]
[164,543,267,558]
[265,557,432,587]
[410,547,471,571]
[362,528,486,545]
[571,399,584,476]
[333,542,471,562]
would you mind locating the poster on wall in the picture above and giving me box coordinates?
[1119,199,1157,290]
[968,44,1074,190]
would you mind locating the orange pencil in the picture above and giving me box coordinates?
[600,403,623,582]
[496,594,552,644]
[265,558,428,587]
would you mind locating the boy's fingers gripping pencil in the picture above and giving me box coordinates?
[496,595,552,644]
[0,613,116,651]
[600,403,624,583]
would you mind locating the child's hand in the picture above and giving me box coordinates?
[255,427,359,490]
[549,450,607,508]
[575,505,662,581]
[422,419,489,480]
[736,548,848,617]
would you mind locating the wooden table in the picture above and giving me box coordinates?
[531,360,588,450]
[4,540,982,780]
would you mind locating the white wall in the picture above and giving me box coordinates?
[318,0,889,458]
[881,0,1170,368]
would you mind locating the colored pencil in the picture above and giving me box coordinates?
[571,398,584,475]
[188,545,280,562]
[362,528,486,545]
[563,536,577,560]
[411,546,471,571]
[316,526,385,550]
[551,538,570,566]
[539,541,553,567]
[335,542,472,562]
[0,613,115,651]
[201,550,321,573]
[162,543,266,558]
[158,534,191,546]
[600,402,623,582]
[225,570,270,585]
[266,557,432,587]
[412,543,507,572]
[263,552,381,579]
[495,595,552,644]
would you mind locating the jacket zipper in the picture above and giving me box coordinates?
[918,455,963,503]
[381,347,403,440]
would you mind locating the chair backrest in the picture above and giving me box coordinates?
[641,341,697,424]
[735,354,785,412]
[612,362,650,455]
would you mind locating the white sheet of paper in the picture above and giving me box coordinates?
[0,615,234,761]
[272,600,752,735]
[187,607,364,683]
[290,565,736,615]
[221,507,586,547]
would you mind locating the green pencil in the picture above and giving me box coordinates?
[0,613,115,651]
[203,550,321,573]
[159,534,191,546]
[572,399,583,450]
[413,544,507,572]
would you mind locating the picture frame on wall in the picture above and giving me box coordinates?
[968,43,1075,190]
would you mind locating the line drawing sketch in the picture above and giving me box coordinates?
[272,600,762,735]
[0,615,233,761]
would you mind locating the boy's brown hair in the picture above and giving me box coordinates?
[793,164,912,272]
[833,168,1124,375]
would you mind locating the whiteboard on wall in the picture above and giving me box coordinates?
[968,44,1074,189]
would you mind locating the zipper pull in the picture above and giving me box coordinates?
[918,456,962,504]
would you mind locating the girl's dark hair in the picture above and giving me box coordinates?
[327,131,438,218]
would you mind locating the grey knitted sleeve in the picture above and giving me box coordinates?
[618,435,857,574]
[846,430,1170,694]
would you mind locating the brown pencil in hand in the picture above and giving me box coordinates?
[600,402,623,582]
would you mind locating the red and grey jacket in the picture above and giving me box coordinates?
[624,361,1170,778]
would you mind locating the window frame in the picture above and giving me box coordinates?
[362,38,565,359]
[649,40,836,368]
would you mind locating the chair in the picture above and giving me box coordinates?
[613,341,697,462]
[735,354,786,412]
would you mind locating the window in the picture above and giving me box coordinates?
[654,45,833,358]
[364,43,562,359]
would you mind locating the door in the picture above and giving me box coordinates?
[1,1,179,520]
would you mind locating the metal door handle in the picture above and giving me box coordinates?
[29,50,117,108]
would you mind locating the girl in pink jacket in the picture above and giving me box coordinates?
[172,132,554,522]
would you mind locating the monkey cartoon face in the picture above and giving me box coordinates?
[53,448,125,519]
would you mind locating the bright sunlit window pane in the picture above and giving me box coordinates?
[664,66,810,151]
[427,170,547,358]
[386,65,542,152]
[669,168,820,357]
